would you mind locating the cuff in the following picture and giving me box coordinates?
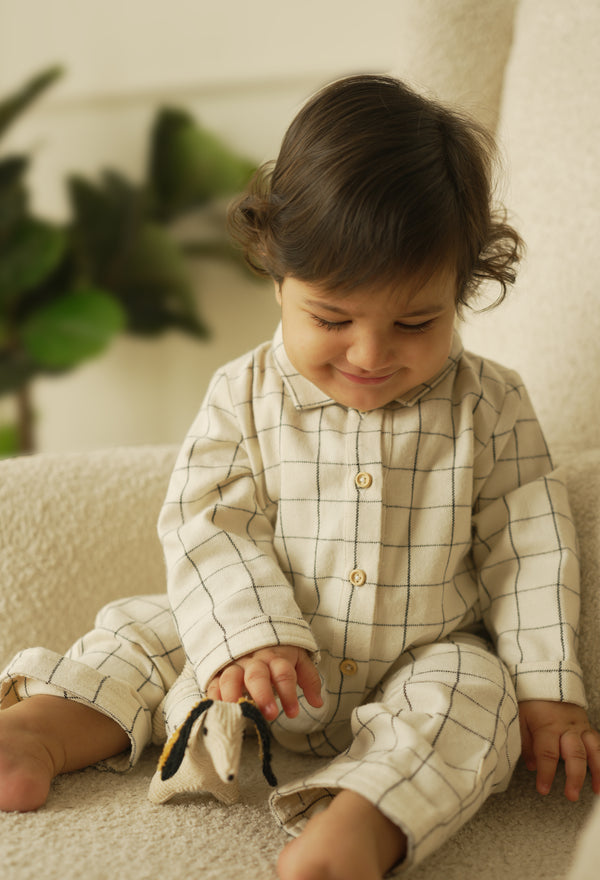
[191,615,320,691]
[510,661,587,707]
[0,647,153,771]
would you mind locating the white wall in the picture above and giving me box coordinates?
[0,0,516,452]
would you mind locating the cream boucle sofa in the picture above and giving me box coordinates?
[2,2,600,878]
[1,446,600,880]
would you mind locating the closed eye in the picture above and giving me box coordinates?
[311,315,436,333]
[311,315,350,331]
[395,319,435,334]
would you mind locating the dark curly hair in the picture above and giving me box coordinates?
[228,74,523,309]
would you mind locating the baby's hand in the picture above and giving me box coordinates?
[206,646,323,721]
[519,700,600,801]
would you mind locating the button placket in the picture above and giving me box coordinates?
[337,409,382,681]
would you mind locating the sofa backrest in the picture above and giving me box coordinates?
[390,0,518,133]
[459,0,600,456]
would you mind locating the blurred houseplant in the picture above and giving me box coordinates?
[0,66,255,455]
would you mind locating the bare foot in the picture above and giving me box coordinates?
[0,695,130,812]
[277,789,407,880]
[0,704,56,811]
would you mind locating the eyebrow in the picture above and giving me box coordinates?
[304,298,446,318]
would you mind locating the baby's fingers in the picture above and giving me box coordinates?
[519,714,536,772]
[561,729,589,801]
[211,663,245,704]
[295,652,323,709]
[583,728,600,795]
[241,658,281,720]
[532,729,560,796]
[206,677,222,702]
[266,656,303,718]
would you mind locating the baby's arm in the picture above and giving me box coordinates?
[519,700,600,800]
[207,646,324,721]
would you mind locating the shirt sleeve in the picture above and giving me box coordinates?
[470,373,585,706]
[157,369,318,691]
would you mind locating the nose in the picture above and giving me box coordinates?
[346,330,395,373]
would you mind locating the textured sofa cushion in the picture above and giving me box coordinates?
[389,0,518,131]
[1,444,599,880]
[459,0,600,455]
[0,446,177,668]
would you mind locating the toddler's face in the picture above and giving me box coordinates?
[276,271,457,411]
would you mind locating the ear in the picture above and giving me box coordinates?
[274,279,282,306]
[240,699,278,787]
[159,699,213,781]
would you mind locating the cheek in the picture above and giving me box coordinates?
[286,327,336,372]
[406,328,453,371]
[402,336,437,364]
[429,315,455,350]
[303,333,341,365]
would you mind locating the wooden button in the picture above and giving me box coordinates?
[339,659,359,676]
[349,569,367,587]
[355,472,373,489]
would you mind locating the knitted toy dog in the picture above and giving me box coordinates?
[148,697,277,806]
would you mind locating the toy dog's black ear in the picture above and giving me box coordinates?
[240,699,278,787]
[160,698,213,781]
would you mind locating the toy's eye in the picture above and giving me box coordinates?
[203,726,208,735]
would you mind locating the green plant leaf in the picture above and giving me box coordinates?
[0,66,64,143]
[0,156,29,185]
[68,172,208,337]
[0,219,67,307]
[0,157,29,238]
[113,222,209,337]
[21,287,125,369]
[148,108,255,220]
[68,170,146,283]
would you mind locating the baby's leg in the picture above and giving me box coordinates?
[0,594,185,812]
[0,695,129,812]
[272,634,520,873]
[277,789,406,880]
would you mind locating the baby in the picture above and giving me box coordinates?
[1,75,599,880]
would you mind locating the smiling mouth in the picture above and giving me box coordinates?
[338,369,396,386]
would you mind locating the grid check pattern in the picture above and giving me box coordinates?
[159,325,583,713]
[0,595,186,770]
[0,325,584,870]
[155,324,583,867]
[272,632,520,867]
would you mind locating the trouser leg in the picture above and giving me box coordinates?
[270,633,520,871]
[0,594,187,770]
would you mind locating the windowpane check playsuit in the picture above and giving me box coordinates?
[1,325,585,870]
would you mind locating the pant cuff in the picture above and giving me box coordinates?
[0,647,153,771]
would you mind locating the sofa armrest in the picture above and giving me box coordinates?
[0,446,177,668]
[559,450,600,726]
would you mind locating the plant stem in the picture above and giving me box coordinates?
[16,382,35,454]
